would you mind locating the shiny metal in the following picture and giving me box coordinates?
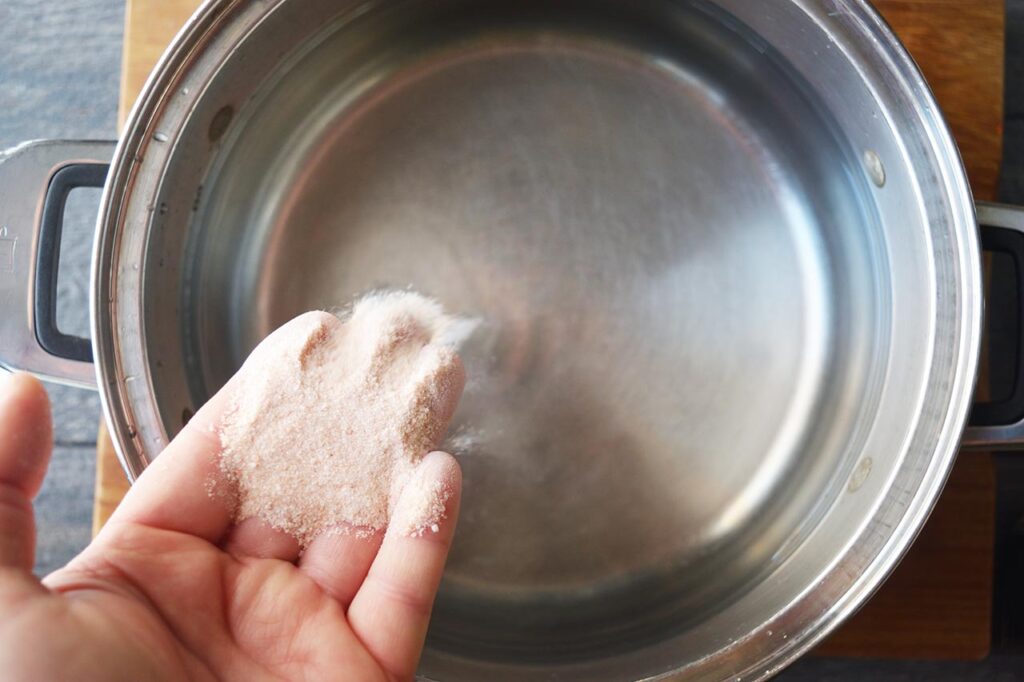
[961,202,1024,450]
[0,139,113,387]
[83,0,978,680]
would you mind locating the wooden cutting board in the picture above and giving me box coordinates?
[95,0,1005,660]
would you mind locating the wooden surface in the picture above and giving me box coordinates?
[92,424,130,536]
[118,0,202,129]
[873,0,1004,202]
[94,0,1005,660]
[815,453,997,658]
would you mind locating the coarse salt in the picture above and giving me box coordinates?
[215,291,466,546]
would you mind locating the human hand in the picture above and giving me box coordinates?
[0,370,461,681]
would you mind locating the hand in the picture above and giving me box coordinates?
[0,371,461,681]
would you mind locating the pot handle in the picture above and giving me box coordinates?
[0,140,116,389]
[962,201,1024,449]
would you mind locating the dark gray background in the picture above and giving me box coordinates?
[0,0,1020,678]
[0,0,122,577]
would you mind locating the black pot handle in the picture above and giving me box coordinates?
[0,140,115,388]
[34,163,109,364]
[963,201,1024,449]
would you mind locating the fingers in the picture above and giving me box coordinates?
[0,373,53,571]
[348,452,461,680]
[222,517,301,562]
[103,311,336,546]
[299,527,383,605]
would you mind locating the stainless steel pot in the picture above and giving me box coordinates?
[2,0,1023,679]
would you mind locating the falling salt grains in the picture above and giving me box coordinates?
[214,291,469,546]
[444,424,485,456]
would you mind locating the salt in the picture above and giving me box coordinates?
[215,291,466,546]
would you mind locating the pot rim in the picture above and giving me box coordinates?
[90,0,982,679]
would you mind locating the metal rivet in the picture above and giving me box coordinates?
[208,105,235,143]
[848,456,873,492]
[0,227,15,273]
[864,150,886,187]
[153,131,169,143]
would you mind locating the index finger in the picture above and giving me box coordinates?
[348,451,462,681]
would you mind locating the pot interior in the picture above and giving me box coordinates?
[123,0,970,679]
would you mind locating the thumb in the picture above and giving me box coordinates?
[0,373,53,571]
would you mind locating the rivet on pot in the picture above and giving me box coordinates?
[209,105,235,143]
[848,456,873,492]
[864,150,886,187]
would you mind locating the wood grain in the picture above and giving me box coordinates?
[873,0,1004,201]
[815,453,996,659]
[94,0,1005,660]
[92,423,130,536]
[118,0,203,128]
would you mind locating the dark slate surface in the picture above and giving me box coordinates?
[0,0,124,576]
[782,655,1023,681]
[1003,0,1024,205]
[992,0,1024,669]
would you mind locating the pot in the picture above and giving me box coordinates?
[1,0,1022,679]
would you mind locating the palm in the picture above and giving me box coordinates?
[44,530,385,682]
[0,373,460,682]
